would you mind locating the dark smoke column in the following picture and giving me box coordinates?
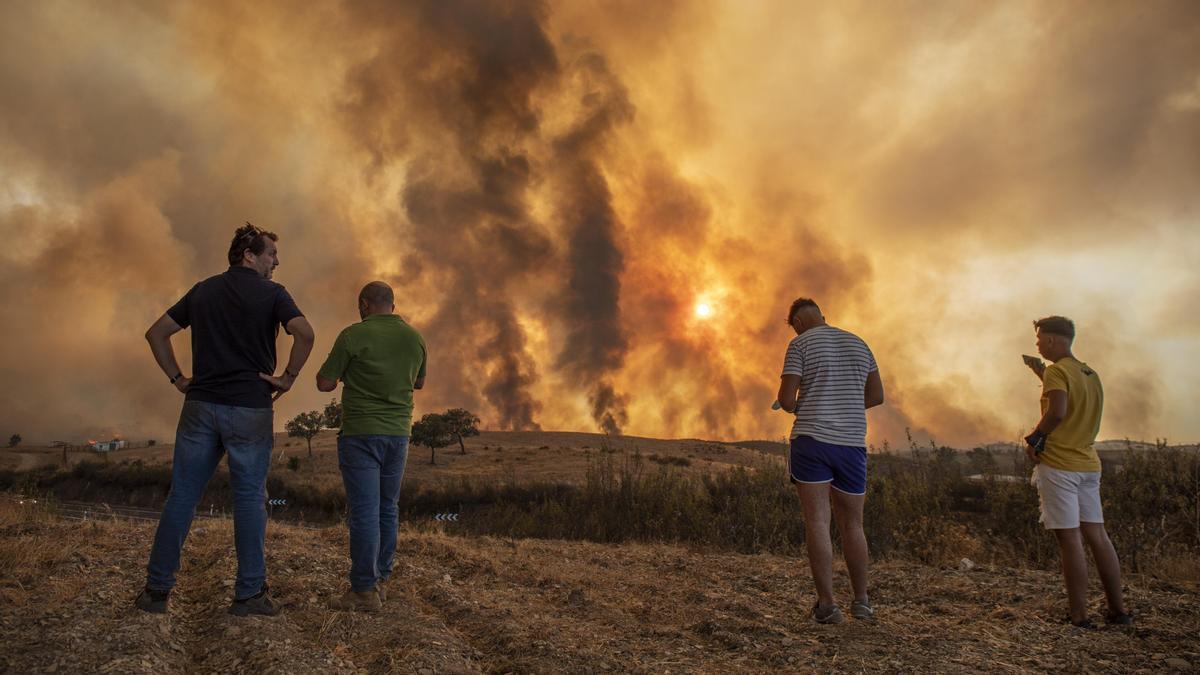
[340,0,562,430]
[552,52,635,435]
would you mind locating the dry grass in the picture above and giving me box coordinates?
[0,498,1197,673]
[0,430,771,486]
[4,435,1197,583]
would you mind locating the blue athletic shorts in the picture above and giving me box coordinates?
[788,435,868,495]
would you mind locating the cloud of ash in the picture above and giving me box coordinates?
[1,0,1198,446]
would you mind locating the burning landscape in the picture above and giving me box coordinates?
[2,1,1200,672]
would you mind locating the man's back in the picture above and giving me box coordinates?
[1041,357,1103,472]
[168,267,302,408]
[320,315,426,436]
[783,325,876,447]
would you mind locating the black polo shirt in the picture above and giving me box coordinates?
[167,266,304,409]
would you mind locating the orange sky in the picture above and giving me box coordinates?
[2,1,1198,446]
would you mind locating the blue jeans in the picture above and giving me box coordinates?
[338,435,409,592]
[146,400,273,600]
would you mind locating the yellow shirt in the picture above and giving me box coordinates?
[1040,356,1103,472]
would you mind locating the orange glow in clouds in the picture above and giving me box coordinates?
[0,1,1197,446]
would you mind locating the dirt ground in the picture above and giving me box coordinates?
[1,500,1197,673]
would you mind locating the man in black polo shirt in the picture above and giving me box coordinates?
[135,223,314,616]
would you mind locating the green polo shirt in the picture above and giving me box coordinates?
[317,314,427,436]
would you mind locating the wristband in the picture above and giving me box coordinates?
[1024,429,1047,454]
[169,372,183,384]
[284,369,299,378]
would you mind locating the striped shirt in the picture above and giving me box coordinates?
[781,325,877,446]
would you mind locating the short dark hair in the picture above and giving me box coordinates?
[359,281,394,308]
[227,222,278,266]
[787,297,820,325]
[1034,315,1075,340]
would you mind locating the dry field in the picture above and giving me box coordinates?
[0,430,773,489]
[1,499,1198,673]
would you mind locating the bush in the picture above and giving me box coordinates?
[1102,446,1200,575]
[648,454,691,467]
[288,457,301,472]
[2,443,1195,578]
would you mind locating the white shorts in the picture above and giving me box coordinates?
[1031,464,1103,530]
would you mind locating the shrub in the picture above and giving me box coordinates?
[1102,446,1200,574]
[2,443,1196,579]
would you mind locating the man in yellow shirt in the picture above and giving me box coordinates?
[1023,316,1130,628]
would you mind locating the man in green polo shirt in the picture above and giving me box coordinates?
[317,281,426,611]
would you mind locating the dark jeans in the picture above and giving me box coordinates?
[145,400,273,600]
[338,434,409,592]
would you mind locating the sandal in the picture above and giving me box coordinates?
[1105,611,1133,626]
[1065,616,1096,629]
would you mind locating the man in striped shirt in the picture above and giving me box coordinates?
[777,298,884,624]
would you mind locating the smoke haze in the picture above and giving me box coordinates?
[2,0,1198,447]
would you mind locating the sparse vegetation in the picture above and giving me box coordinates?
[322,399,342,430]
[8,434,20,448]
[648,453,691,467]
[284,411,324,459]
[1,436,1196,580]
[411,413,453,465]
[442,408,480,455]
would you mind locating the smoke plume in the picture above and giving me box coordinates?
[1,0,1198,446]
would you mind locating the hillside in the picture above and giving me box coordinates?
[0,431,773,486]
[2,501,1197,673]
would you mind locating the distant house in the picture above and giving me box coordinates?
[89,440,126,452]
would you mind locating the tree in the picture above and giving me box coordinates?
[442,408,480,455]
[411,413,453,465]
[7,434,20,448]
[285,410,324,459]
[323,399,342,430]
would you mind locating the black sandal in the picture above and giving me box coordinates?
[1105,611,1133,626]
[1065,616,1096,629]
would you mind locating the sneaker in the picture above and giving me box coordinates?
[850,599,875,621]
[134,587,169,614]
[228,583,281,617]
[813,603,844,624]
[329,588,381,612]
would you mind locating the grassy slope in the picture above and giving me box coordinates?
[1,501,1197,673]
[0,431,773,491]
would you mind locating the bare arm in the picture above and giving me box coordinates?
[259,316,315,401]
[145,313,189,393]
[864,369,884,409]
[1025,389,1068,463]
[777,374,801,413]
[316,374,337,392]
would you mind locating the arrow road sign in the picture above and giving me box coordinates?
[434,513,459,522]
[268,498,288,506]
